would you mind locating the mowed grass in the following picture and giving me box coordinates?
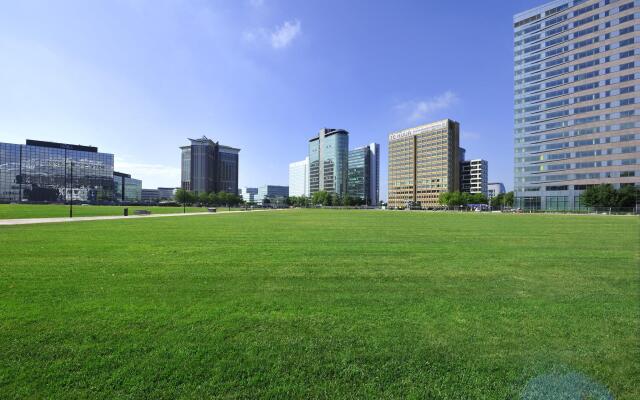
[0,210,638,399]
[0,204,229,219]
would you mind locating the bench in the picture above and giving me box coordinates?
[134,210,152,215]
[207,208,217,213]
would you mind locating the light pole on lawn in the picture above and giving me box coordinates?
[69,161,73,218]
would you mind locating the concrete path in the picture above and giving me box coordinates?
[0,209,276,226]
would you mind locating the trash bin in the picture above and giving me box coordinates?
[124,208,129,216]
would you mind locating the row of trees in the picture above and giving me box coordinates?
[175,189,243,207]
[580,184,638,209]
[287,192,370,207]
[490,192,515,209]
[438,191,515,209]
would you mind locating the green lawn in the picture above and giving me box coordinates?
[0,204,237,219]
[0,210,638,399]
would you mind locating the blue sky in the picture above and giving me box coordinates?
[1,0,548,198]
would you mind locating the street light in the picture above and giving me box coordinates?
[69,160,73,218]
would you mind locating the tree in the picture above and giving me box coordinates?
[217,191,229,206]
[312,191,329,206]
[616,185,639,208]
[581,184,617,208]
[208,192,219,206]
[199,192,210,206]
[581,184,639,209]
[503,192,514,207]
[175,189,193,205]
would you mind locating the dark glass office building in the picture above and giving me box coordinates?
[0,140,114,203]
[180,136,240,194]
[309,128,349,196]
[348,143,380,205]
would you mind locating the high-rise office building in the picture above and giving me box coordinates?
[113,171,142,203]
[488,182,506,202]
[180,136,240,195]
[388,119,462,209]
[0,139,114,203]
[309,128,349,196]
[514,0,639,211]
[288,157,309,197]
[461,159,489,197]
[348,143,380,205]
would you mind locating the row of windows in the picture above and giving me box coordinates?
[516,1,635,47]
[516,15,635,68]
[517,96,637,123]
[517,168,639,183]
[517,109,637,135]
[516,84,636,114]
[517,41,636,82]
[518,13,635,57]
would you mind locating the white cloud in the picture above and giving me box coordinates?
[396,91,459,122]
[115,157,181,188]
[270,19,301,49]
[244,19,302,50]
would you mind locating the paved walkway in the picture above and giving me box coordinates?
[0,209,276,226]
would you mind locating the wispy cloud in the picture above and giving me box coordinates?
[115,157,181,188]
[243,19,302,50]
[248,0,265,7]
[396,91,459,122]
[270,20,301,49]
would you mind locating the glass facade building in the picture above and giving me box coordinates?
[113,171,142,203]
[180,136,240,195]
[0,140,114,203]
[388,119,462,209]
[348,143,380,205]
[257,185,289,206]
[514,0,639,211]
[309,128,349,196]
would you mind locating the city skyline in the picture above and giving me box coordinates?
[0,0,553,199]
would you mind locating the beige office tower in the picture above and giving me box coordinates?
[388,119,461,209]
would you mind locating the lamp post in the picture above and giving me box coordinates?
[69,161,73,218]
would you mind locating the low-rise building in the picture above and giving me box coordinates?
[157,187,178,201]
[488,182,506,202]
[240,187,258,203]
[257,185,289,206]
[113,172,142,203]
[141,189,160,203]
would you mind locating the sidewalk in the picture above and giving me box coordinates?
[0,209,274,226]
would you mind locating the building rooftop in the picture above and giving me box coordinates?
[26,139,99,153]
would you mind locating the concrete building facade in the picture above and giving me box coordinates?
[461,159,489,197]
[514,0,639,211]
[388,119,462,209]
